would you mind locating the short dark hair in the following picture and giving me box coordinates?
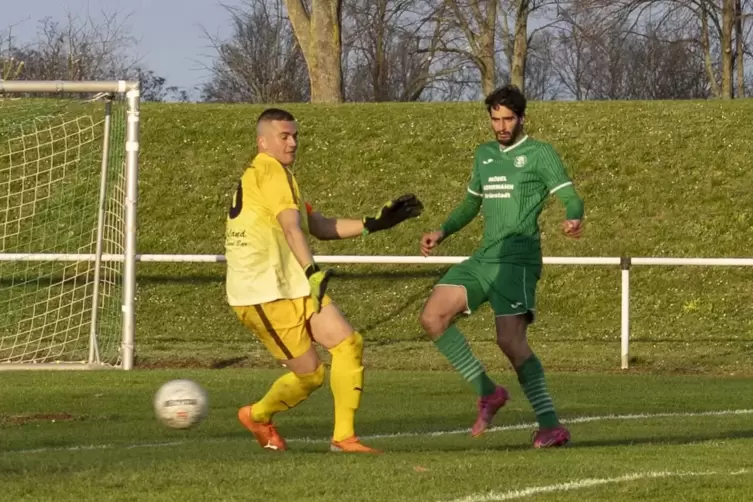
[257,107,295,124]
[484,84,526,118]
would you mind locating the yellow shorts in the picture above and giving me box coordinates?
[232,295,332,360]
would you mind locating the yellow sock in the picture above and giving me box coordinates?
[328,332,365,442]
[251,364,325,423]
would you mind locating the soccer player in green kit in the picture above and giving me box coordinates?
[419,84,584,448]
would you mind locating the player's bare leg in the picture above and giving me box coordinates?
[420,285,509,436]
[495,314,569,448]
[238,347,325,452]
[309,302,381,454]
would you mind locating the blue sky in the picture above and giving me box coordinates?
[3,0,240,94]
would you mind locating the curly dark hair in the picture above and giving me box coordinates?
[484,84,526,118]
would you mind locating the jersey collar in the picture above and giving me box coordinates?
[499,135,529,153]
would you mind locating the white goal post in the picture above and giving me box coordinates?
[0,80,139,371]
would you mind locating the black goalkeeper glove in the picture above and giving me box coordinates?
[362,194,424,235]
[304,263,332,313]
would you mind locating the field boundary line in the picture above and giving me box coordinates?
[290,407,753,443]
[442,468,750,502]
[5,407,753,455]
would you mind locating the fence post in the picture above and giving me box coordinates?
[621,257,631,369]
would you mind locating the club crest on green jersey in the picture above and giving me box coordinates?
[514,155,527,168]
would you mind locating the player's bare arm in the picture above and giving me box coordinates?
[307,212,365,240]
[308,194,424,241]
[277,208,316,268]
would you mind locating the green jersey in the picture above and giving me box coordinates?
[441,135,583,264]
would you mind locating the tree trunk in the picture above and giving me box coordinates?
[284,0,343,103]
[444,1,497,97]
[721,0,734,99]
[479,31,496,96]
[735,0,744,97]
[374,1,387,101]
[510,0,530,93]
[700,0,721,98]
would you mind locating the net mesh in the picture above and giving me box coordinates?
[0,95,126,365]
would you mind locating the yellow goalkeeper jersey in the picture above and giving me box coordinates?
[225,153,311,306]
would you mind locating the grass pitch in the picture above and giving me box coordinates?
[4,98,753,500]
[3,369,753,501]
[130,99,753,374]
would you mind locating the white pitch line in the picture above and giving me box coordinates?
[4,408,753,455]
[442,468,751,502]
[288,407,753,443]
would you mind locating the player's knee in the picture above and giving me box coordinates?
[328,331,364,363]
[419,309,448,338]
[301,363,326,391]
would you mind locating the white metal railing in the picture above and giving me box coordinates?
[2,253,752,369]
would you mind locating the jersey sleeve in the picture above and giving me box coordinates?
[467,150,483,197]
[537,143,573,194]
[257,164,300,216]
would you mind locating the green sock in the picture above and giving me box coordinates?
[434,325,496,397]
[516,354,559,428]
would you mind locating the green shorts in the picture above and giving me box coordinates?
[436,257,541,321]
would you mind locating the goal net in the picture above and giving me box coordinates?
[0,81,139,369]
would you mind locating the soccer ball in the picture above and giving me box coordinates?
[153,379,208,429]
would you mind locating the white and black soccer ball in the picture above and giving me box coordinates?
[153,379,209,429]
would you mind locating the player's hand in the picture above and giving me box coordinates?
[363,194,424,234]
[305,263,332,313]
[562,219,583,239]
[420,230,444,256]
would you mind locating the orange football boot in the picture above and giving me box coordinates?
[330,436,382,454]
[237,406,287,451]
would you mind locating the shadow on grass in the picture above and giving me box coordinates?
[358,286,434,335]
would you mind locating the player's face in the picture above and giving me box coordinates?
[489,105,523,146]
[261,120,298,166]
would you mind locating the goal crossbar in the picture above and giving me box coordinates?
[0,80,139,94]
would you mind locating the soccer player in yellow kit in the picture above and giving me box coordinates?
[226,108,423,454]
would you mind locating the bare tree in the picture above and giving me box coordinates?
[722,0,735,97]
[581,0,752,98]
[500,0,528,92]
[549,4,608,99]
[343,0,415,100]
[497,1,566,95]
[733,0,748,96]
[439,0,498,95]
[135,68,189,102]
[201,0,308,103]
[284,0,344,102]
[699,0,723,96]
[0,21,26,80]
[342,0,462,101]
[8,10,141,81]
[523,30,561,99]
